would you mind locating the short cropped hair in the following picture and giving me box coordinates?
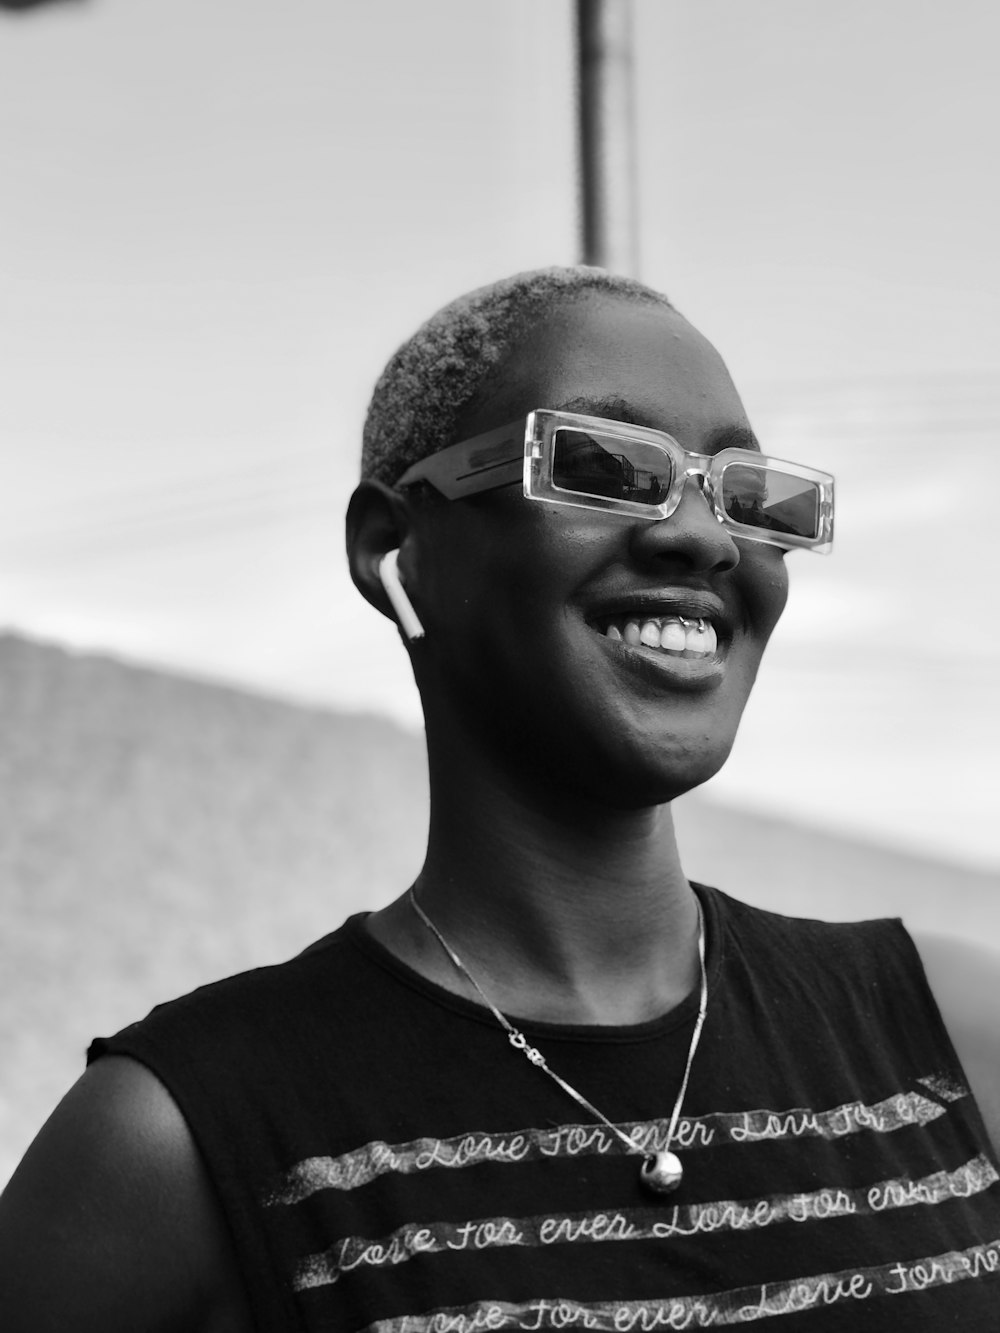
[361,265,674,486]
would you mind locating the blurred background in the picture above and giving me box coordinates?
[1,0,998,1186]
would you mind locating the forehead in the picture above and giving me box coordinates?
[456,294,751,448]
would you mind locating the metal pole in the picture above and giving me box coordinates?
[576,0,639,276]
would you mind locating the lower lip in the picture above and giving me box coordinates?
[596,633,727,692]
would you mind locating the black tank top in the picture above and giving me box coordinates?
[89,885,1000,1330]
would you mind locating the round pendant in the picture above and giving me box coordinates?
[640,1150,683,1195]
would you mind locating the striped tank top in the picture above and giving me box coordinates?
[89,885,1000,1330]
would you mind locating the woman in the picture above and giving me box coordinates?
[2,267,998,1330]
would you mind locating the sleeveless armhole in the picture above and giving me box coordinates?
[89,1017,304,1333]
[868,915,1000,1165]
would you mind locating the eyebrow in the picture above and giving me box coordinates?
[704,424,762,455]
[553,396,762,454]
[553,394,647,425]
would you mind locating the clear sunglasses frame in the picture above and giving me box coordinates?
[396,409,835,554]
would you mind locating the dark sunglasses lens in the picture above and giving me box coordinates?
[721,462,820,539]
[552,430,672,505]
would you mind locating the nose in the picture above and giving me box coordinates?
[628,475,740,574]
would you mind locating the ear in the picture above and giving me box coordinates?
[345,480,418,627]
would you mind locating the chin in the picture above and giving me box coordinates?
[596,703,742,800]
[529,724,738,812]
[608,746,734,809]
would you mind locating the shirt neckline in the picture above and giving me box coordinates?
[341,882,726,1046]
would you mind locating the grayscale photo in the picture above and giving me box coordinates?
[1,2,998,1329]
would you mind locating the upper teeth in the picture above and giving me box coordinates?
[605,616,718,657]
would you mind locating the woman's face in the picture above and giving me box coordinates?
[406,294,789,807]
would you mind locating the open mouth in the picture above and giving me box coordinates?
[599,615,719,658]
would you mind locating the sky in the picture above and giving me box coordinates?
[2,0,999,870]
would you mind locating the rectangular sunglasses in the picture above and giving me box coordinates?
[396,409,835,553]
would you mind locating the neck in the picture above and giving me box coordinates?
[368,733,702,1026]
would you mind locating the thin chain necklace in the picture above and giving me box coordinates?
[407,886,708,1196]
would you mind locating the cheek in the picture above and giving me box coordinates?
[765,562,790,633]
[739,547,790,643]
[436,503,604,623]
[408,508,550,678]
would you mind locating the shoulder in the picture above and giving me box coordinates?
[0,918,383,1332]
[712,890,990,1040]
[709,887,911,991]
[98,914,376,1063]
[0,1055,252,1333]
[712,891,1000,1150]
[910,931,1000,1156]
[159,913,370,1019]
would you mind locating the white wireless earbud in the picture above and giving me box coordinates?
[378,549,425,641]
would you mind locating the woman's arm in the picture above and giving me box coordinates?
[0,1055,253,1333]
